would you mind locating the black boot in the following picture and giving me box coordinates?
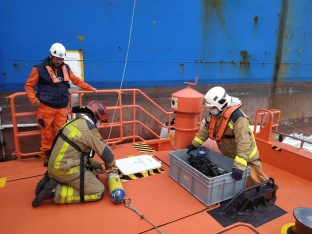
[32,178,57,207]
[43,150,51,167]
[43,157,49,167]
[35,171,50,195]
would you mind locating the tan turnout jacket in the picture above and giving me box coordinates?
[192,107,259,172]
[48,117,115,183]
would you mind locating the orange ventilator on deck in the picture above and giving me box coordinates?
[170,77,204,149]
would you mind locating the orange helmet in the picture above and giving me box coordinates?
[86,100,108,122]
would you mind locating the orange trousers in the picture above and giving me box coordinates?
[37,103,68,154]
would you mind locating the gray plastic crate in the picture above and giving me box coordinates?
[169,147,249,206]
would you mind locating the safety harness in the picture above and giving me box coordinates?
[208,104,242,141]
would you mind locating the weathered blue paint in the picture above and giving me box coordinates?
[0,0,311,92]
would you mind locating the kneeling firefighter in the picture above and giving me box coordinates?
[32,100,116,207]
[186,86,269,187]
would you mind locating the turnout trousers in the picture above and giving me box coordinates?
[246,159,269,187]
[51,170,105,204]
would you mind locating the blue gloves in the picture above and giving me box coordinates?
[186,144,198,154]
[232,168,244,181]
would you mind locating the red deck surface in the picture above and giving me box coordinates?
[1,142,312,234]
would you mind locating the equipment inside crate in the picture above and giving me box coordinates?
[187,153,228,177]
[169,147,249,206]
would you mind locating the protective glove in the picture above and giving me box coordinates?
[105,166,118,174]
[95,165,105,174]
[232,168,244,181]
[186,144,198,154]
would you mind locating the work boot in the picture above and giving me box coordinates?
[35,171,50,195]
[32,178,57,207]
[43,157,49,167]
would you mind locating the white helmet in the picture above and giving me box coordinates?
[203,86,231,111]
[49,43,66,58]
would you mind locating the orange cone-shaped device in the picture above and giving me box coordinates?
[171,82,204,149]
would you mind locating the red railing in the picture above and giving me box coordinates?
[6,89,176,161]
[254,109,281,142]
[254,108,312,183]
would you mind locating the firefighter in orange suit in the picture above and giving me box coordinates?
[187,86,268,187]
[32,100,115,207]
[24,43,97,164]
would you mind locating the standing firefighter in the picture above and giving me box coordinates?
[24,43,97,164]
[32,100,115,207]
[187,86,268,187]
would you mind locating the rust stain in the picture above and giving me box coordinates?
[239,50,249,69]
[195,60,203,63]
[202,0,226,27]
[271,0,290,109]
[202,0,226,42]
[240,50,248,60]
[278,63,289,77]
[273,0,289,83]
[77,35,85,42]
[239,62,250,69]
[201,0,226,60]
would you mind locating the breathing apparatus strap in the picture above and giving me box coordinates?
[47,119,78,158]
[79,154,85,202]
